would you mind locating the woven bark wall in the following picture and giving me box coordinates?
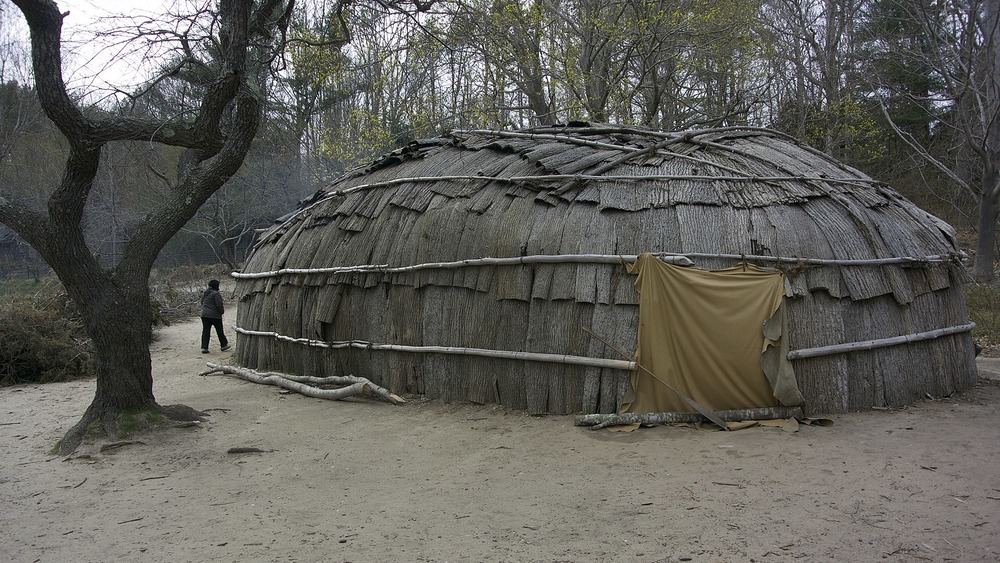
[785,282,978,413]
[236,282,637,414]
[235,262,977,415]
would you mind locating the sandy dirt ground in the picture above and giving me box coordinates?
[1,315,999,563]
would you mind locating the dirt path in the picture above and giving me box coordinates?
[1,316,999,562]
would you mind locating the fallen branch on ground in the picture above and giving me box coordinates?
[99,440,146,452]
[227,447,274,454]
[574,406,804,429]
[172,421,201,428]
[201,363,406,405]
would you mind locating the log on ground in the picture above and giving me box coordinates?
[201,363,406,404]
[574,406,804,429]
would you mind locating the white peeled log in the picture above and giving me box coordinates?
[201,363,406,405]
[574,406,805,430]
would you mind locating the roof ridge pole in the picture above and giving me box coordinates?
[456,126,801,143]
[455,129,641,153]
[689,136,861,178]
[553,134,688,195]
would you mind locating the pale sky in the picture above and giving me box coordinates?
[8,0,179,99]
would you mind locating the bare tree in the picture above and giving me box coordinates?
[976,0,1000,280]
[857,0,1000,280]
[182,144,310,268]
[0,0,293,453]
[758,0,871,159]
[452,0,557,126]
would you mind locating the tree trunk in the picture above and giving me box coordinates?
[3,0,292,455]
[974,0,1000,282]
[973,184,999,282]
[55,267,207,455]
[55,262,159,454]
[220,237,238,270]
[85,288,156,408]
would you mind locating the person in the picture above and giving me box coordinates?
[200,279,231,354]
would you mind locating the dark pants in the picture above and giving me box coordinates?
[201,317,229,350]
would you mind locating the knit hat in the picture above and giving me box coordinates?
[208,279,220,290]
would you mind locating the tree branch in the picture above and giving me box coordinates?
[11,0,89,143]
[877,100,977,199]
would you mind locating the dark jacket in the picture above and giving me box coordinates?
[200,288,225,319]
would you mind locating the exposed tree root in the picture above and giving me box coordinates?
[160,403,209,422]
[58,402,208,456]
[59,403,106,456]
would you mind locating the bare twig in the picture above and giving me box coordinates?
[117,517,144,525]
[227,447,275,454]
[99,441,146,453]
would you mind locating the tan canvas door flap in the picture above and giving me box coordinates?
[621,253,804,414]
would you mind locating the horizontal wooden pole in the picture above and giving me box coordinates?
[231,251,960,281]
[230,253,693,279]
[787,322,976,360]
[234,327,636,371]
[682,252,963,267]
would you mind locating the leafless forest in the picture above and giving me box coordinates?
[2,0,999,275]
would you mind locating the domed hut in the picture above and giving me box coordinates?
[233,124,978,415]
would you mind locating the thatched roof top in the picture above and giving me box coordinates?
[244,124,963,305]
